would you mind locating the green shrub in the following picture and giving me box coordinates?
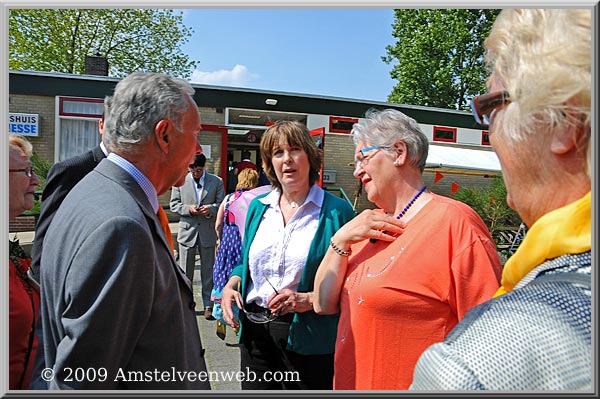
[453,176,521,241]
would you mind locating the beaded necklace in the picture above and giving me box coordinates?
[396,185,427,219]
[370,185,427,243]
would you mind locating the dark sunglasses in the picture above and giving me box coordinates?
[470,90,511,127]
[240,272,282,324]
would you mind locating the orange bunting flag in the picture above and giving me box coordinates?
[451,182,460,194]
[434,171,444,184]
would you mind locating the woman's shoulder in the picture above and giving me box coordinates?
[427,194,488,228]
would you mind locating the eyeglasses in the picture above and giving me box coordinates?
[189,167,203,173]
[355,145,391,170]
[470,90,511,127]
[9,166,35,178]
[241,271,281,324]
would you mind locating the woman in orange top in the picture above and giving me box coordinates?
[314,109,502,390]
[9,134,41,389]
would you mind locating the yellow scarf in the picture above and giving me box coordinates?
[494,191,591,297]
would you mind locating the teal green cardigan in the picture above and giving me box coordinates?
[230,189,355,355]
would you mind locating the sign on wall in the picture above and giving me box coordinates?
[201,144,211,159]
[9,113,40,136]
[323,169,337,184]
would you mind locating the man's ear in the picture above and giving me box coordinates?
[154,119,170,153]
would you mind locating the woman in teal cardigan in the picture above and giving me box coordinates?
[221,121,355,390]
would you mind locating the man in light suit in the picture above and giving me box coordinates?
[40,72,210,389]
[170,153,224,320]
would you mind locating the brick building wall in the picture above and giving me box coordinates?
[9,94,56,163]
[9,216,36,233]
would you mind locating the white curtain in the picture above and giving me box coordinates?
[58,98,103,161]
[59,119,100,161]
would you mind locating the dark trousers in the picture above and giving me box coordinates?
[240,316,334,390]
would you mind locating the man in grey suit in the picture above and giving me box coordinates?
[40,72,210,389]
[170,153,224,320]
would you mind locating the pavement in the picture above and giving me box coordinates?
[191,263,242,391]
[11,226,242,391]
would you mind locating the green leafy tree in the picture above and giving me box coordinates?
[9,9,197,78]
[383,9,500,110]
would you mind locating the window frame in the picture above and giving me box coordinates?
[329,116,358,134]
[55,96,104,162]
[481,130,491,146]
[433,125,457,143]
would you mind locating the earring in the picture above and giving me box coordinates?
[393,160,400,167]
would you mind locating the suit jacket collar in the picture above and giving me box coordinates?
[94,159,192,291]
[188,172,215,203]
[92,145,107,163]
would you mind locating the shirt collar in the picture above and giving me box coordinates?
[259,184,324,209]
[100,141,109,156]
[107,152,159,212]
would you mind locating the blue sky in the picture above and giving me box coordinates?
[179,8,397,102]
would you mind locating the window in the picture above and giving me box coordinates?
[481,130,491,146]
[57,97,103,161]
[329,116,358,134]
[433,126,457,143]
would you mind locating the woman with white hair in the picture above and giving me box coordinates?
[411,9,592,390]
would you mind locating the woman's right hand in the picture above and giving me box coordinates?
[221,276,243,328]
[333,209,406,249]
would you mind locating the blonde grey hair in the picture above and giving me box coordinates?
[485,9,591,176]
[9,134,33,157]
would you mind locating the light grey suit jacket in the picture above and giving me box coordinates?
[170,172,224,248]
[40,159,210,389]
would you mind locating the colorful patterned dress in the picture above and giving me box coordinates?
[211,191,244,322]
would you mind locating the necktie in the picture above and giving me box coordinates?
[157,206,175,253]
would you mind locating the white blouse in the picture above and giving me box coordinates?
[245,184,324,307]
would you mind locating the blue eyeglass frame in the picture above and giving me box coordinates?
[359,145,387,156]
[355,145,392,169]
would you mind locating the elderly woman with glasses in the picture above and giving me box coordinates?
[220,121,355,390]
[411,9,592,390]
[313,108,502,390]
[9,134,41,389]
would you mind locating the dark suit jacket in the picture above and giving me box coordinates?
[30,145,106,282]
[40,159,210,389]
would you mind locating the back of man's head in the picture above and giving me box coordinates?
[103,72,194,154]
[241,150,251,160]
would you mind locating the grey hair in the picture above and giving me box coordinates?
[103,72,195,153]
[485,9,591,176]
[351,108,429,172]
